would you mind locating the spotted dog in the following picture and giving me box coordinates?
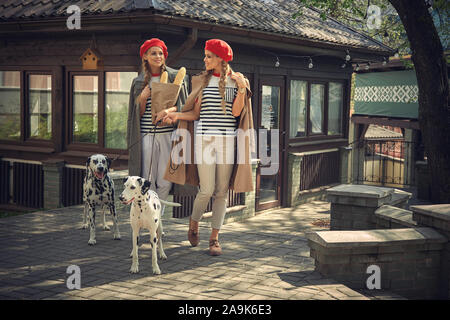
[120,176,181,274]
[82,154,121,245]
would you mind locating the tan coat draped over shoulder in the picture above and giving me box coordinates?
[163,72,255,193]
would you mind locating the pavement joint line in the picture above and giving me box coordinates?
[0,200,406,300]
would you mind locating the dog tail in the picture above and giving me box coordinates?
[159,199,182,207]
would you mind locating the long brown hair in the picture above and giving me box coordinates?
[140,58,166,91]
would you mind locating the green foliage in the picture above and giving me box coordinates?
[293,0,448,57]
[0,116,20,140]
[105,104,128,150]
[73,114,98,143]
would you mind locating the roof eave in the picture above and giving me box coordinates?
[0,11,394,58]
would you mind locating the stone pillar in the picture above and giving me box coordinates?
[242,161,258,218]
[411,204,450,299]
[339,146,351,184]
[109,170,129,212]
[286,153,302,207]
[327,184,394,230]
[42,159,65,209]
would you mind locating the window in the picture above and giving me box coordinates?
[289,80,307,138]
[310,84,325,134]
[28,74,52,140]
[0,71,21,140]
[73,75,98,144]
[328,82,343,135]
[105,72,136,149]
[289,79,345,139]
[69,70,138,150]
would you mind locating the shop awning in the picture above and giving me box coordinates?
[354,70,419,119]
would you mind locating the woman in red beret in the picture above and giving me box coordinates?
[127,38,188,219]
[164,39,254,256]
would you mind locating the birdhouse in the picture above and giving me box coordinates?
[80,48,103,70]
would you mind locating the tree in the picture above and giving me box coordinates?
[296,0,449,203]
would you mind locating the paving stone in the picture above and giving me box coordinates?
[0,201,405,300]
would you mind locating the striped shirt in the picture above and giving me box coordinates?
[140,75,174,134]
[196,75,238,136]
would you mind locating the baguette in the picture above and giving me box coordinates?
[160,71,168,84]
[173,67,186,86]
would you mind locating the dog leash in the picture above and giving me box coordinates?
[110,119,162,165]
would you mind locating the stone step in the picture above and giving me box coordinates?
[374,205,417,228]
[307,227,448,299]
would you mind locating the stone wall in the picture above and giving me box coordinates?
[308,227,447,299]
[411,205,450,299]
[327,184,411,230]
[307,184,450,299]
[42,159,64,209]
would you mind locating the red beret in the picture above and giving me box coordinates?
[205,39,233,62]
[140,38,168,59]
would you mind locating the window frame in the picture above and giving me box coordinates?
[25,71,54,142]
[65,66,139,153]
[0,66,58,149]
[288,77,348,143]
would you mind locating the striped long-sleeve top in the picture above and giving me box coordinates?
[140,75,174,134]
[196,74,238,136]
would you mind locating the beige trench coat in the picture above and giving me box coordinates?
[163,72,255,193]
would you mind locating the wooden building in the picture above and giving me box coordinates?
[0,0,393,215]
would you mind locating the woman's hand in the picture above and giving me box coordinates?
[163,111,179,125]
[138,85,151,117]
[140,85,151,101]
[231,72,246,89]
[154,109,168,126]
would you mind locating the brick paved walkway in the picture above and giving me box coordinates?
[0,201,405,300]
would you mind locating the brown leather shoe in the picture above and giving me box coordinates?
[188,218,199,247]
[209,239,222,256]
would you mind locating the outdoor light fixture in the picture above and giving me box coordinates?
[345,50,351,61]
[341,61,347,68]
[275,56,280,67]
[365,62,371,70]
[394,49,400,58]
[308,57,313,69]
[382,57,388,65]
[355,64,360,71]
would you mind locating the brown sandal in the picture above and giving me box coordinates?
[188,218,199,247]
[209,239,222,256]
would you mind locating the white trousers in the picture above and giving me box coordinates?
[141,132,173,215]
[191,135,235,230]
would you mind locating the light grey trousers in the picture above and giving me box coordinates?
[141,132,173,215]
[191,135,235,230]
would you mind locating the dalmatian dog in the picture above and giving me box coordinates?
[82,154,121,245]
[120,176,181,274]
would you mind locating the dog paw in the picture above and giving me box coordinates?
[130,264,139,273]
[113,233,121,240]
[152,266,161,275]
[159,252,167,260]
[88,239,96,245]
